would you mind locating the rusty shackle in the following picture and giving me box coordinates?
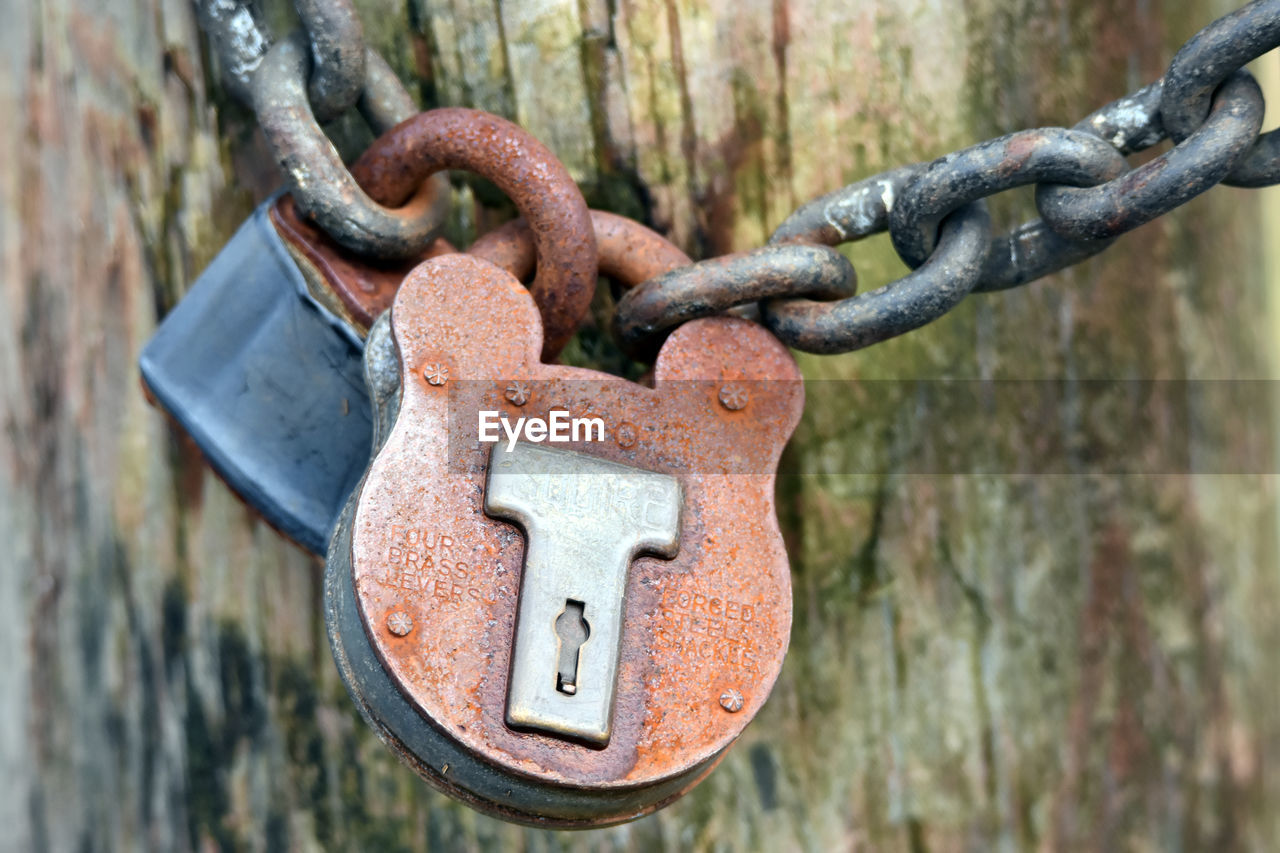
[273,108,601,361]
[469,210,694,291]
[352,108,597,361]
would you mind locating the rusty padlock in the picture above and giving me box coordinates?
[326,205,804,825]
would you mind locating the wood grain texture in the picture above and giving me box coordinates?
[2,0,1277,849]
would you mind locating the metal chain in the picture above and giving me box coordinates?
[252,34,449,258]
[613,244,857,359]
[198,0,1280,356]
[196,0,364,120]
[618,0,1280,356]
[1161,0,1280,186]
[194,0,449,258]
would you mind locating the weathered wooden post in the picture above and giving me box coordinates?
[2,0,1276,848]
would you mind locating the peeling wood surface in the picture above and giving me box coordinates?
[2,0,1278,850]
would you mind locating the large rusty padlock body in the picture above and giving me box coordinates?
[326,253,803,826]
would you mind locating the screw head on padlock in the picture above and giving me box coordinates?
[326,252,803,827]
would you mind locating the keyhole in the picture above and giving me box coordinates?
[555,600,590,695]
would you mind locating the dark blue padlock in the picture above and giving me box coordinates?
[140,199,373,554]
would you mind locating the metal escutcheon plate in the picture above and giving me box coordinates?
[327,254,804,827]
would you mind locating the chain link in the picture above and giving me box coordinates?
[620,0,1280,356]
[195,0,450,258]
[252,33,450,258]
[1162,0,1280,186]
[196,0,367,118]
[612,245,857,359]
[887,128,1127,270]
[1037,70,1264,241]
[197,0,1280,357]
[763,200,993,354]
[293,0,367,122]
[195,0,272,104]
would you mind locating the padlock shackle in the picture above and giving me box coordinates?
[468,210,693,294]
[351,108,597,361]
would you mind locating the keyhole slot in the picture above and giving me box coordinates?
[554,600,590,695]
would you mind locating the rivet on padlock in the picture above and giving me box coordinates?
[327,202,803,825]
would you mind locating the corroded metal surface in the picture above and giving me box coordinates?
[469,210,694,286]
[270,194,454,334]
[887,128,1126,270]
[271,109,604,340]
[761,200,992,354]
[608,4,1280,353]
[1037,70,1265,240]
[252,34,450,260]
[613,244,857,359]
[330,253,803,825]
[351,108,596,359]
[293,0,366,122]
[1162,0,1280,186]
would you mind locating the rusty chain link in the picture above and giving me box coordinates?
[349,107,600,359]
[1036,70,1264,241]
[1162,0,1280,186]
[612,245,857,359]
[252,33,450,259]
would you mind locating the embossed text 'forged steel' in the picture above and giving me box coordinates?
[329,253,803,825]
